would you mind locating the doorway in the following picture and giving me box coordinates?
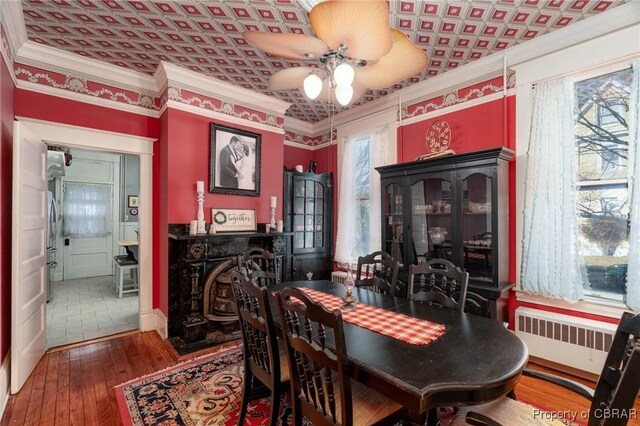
[12,118,155,394]
[46,147,140,348]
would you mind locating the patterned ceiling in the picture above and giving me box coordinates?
[20,0,628,123]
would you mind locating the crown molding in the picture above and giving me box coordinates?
[16,41,158,93]
[1,1,26,57]
[283,116,315,136]
[166,99,285,135]
[283,140,315,150]
[159,62,291,117]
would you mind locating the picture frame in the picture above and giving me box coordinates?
[209,123,261,196]
[211,208,257,232]
[128,195,139,208]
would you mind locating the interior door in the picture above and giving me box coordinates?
[62,153,119,279]
[11,121,48,394]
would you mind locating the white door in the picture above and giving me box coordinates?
[11,122,48,394]
[61,152,119,279]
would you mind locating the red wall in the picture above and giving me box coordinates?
[15,91,160,139]
[0,55,15,360]
[398,97,513,161]
[154,111,169,314]
[283,145,314,171]
[163,109,284,224]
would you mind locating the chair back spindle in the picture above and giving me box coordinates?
[408,258,469,312]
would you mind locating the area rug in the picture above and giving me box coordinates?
[114,343,293,426]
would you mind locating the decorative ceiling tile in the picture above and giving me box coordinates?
[20,0,629,123]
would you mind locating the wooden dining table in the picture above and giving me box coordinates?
[269,280,528,422]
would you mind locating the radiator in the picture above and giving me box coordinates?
[515,307,617,375]
[331,271,348,284]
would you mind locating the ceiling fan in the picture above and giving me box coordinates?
[243,0,428,107]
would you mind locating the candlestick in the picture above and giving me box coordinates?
[196,184,206,234]
[270,196,277,208]
[269,206,277,232]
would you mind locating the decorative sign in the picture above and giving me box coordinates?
[416,120,455,161]
[211,208,257,232]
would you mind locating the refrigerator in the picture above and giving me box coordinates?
[46,190,59,302]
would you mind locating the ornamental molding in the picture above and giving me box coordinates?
[404,75,514,120]
[284,130,335,148]
[15,65,160,111]
[165,85,284,129]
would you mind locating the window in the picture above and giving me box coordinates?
[352,137,371,257]
[575,68,632,299]
[63,182,112,237]
[335,125,391,264]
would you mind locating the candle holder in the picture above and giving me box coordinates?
[341,263,357,311]
[196,187,206,234]
[268,206,277,232]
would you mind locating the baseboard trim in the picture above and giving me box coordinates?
[0,352,10,416]
[529,355,599,383]
[154,309,168,339]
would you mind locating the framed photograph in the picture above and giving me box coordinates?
[128,195,139,208]
[209,123,261,196]
[211,208,257,232]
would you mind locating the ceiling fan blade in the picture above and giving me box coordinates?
[269,67,324,91]
[356,29,428,90]
[309,0,392,61]
[243,31,328,60]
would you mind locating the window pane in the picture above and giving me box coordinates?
[578,187,629,295]
[575,68,631,181]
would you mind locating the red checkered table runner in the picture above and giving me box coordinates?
[300,288,445,346]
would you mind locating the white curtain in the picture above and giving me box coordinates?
[368,125,389,253]
[521,78,584,300]
[63,182,112,237]
[626,60,640,312]
[335,125,390,264]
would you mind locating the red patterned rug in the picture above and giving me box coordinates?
[114,343,293,426]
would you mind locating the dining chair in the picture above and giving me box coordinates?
[275,287,407,426]
[230,269,289,426]
[408,258,469,312]
[453,312,640,426]
[237,247,279,286]
[354,251,400,296]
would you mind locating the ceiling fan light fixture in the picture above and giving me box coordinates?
[303,72,323,100]
[335,85,354,106]
[333,62,355,87]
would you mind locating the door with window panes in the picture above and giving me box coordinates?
[284,169,333,281]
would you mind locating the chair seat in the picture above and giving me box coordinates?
[304,372,404,425]
[450,397,570,426]
[114,257,138,266]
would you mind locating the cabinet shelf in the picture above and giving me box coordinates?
[377,147,514,321]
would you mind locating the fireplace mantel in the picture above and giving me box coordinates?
[167,223,292,350]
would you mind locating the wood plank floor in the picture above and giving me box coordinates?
[2,331,639,425]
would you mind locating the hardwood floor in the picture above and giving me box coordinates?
[1,331,639,426]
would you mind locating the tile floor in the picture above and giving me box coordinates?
[47,275,139,348]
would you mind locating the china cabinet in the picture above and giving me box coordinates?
[283,168,333,281]
[376,147,514,320]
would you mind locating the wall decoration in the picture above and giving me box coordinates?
[128,195,139,208]
[129,208,139,216]
[416,120,456,161]
[211,208,257,233]
[209,123,261,196]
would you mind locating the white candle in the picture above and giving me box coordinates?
[270,196,277,208]
[196,181,204,193]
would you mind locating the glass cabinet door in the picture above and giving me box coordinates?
[383,183,404,266]
[293,177,325,251]
[411,176,453,264]
[461,172,493,283]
